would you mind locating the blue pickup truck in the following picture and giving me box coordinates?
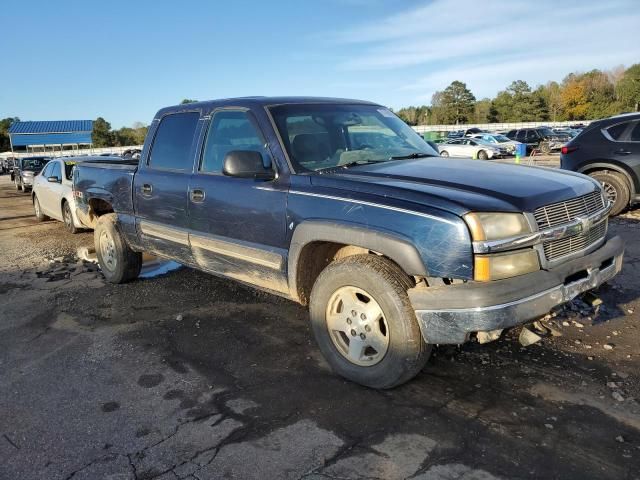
[73,97,624,388]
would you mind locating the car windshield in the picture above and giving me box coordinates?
[269,104,438,172]
[493,134,511,143]
[21,158,48,170]
[539,128,556,136]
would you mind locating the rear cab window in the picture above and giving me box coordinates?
[148,112,200,171]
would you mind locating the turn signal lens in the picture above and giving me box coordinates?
[474,249,540,281]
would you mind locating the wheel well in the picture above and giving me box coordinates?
[582,166,635,198]
[89,198,114,217]
[294,241,410,305]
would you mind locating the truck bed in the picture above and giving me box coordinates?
[74,159,138,224]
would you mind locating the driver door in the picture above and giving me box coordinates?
[187,108,289,294]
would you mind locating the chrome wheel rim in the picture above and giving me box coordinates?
[602,182,617,203]
[326,286,389,366]
[99,230,117,271]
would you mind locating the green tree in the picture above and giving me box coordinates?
[473,98,491,123]
[616,64,640,112]
[0,117,19,151]
[92,117,114,147]
[489,81,548,122]
[438,81,476,124]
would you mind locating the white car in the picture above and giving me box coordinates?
[32,158,85,233]
[437,138,504,159]
[469,133,522,155]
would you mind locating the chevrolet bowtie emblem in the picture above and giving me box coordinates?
[576,216,592,232]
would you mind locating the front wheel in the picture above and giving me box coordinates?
[309,255,431,389]
[62,201,79,234]
[94,213,142,283]
[33,195,48,221]
[477,150,488,160]
[440,150,449,157]
[589,171,630,216]
[15,179,21,191]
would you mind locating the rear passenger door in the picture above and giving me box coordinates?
[187,108,289,294]
[134,111,201,264]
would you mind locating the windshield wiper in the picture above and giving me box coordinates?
[389,152,435,160]
[316,160,383,172]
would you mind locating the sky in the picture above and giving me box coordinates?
[2,0,639,128]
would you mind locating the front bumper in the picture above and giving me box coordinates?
[409,235,624,344]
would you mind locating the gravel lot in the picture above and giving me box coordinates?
[0,172,639,480]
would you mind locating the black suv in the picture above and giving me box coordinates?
[561,113,640,216]
[505,128,569,154]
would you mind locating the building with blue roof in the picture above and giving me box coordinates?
[8,120,93,152]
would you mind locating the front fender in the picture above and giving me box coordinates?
[289,221,428,293]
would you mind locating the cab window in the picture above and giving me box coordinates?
[148,112,200,171]
[200,110,269,173]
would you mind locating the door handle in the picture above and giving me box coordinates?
[141,184,153,195]
[190,189,205,203]
[615,149,632,155]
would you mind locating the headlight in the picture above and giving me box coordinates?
[463,212,531,241]
[474,249,540,281]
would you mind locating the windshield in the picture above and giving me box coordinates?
[493,134,511,143]
[539,128,556,137]
[21,158,48,170]
[269,104,438,172]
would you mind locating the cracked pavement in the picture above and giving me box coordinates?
[1,175,639,479]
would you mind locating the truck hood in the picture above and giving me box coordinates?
[309,158,600,215]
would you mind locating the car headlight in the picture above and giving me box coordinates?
[464,213,539,281]
[463,212,531,241]
[474,249,540,281]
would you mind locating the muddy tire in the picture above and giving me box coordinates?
[94,213,142,283]
[62,201,79,234]
[589,170,630,216]
[33,195,48,222]
[309,254,431,389]
[477,150,488,160]
[440,150,449,157]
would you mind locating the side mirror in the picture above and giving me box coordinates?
[48,176,60,183]
[222,150,274,180]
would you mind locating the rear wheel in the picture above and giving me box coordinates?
[15,178,21,191]
[477,150,488,160]
[94,213,142,283]
[309,254,431,389]
[62,201,79,234]
[440,150,449,157]
[589,170,630,216]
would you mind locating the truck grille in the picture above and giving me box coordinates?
[543,220,607,260]
[534,191,604,229]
